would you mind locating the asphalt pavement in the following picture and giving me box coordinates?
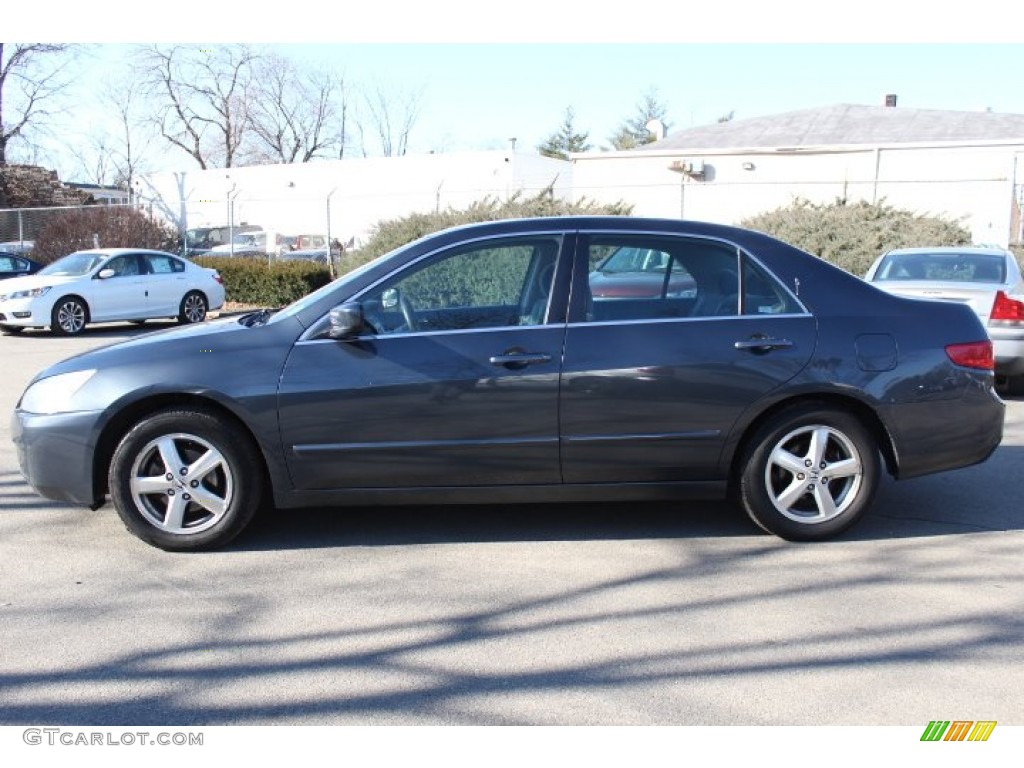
[1,321,1022,725]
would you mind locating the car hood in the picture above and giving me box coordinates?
[33,312,305,387]
[0,273,83,295]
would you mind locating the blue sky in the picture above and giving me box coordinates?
[276,43,1024,153]
[8,3,1024,177]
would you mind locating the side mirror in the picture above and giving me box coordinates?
[97,268,116,279]
[328,302,365,340]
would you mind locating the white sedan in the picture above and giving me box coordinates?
[865,245,1024,391]
[0,248,226,336]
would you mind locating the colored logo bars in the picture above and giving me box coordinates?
[920,721,997,742]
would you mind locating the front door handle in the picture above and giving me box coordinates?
[734,337,794,353]
[489,352,552,369]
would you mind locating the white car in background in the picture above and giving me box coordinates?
[0,248,225,336]
[206,231,295,258]
[865,245,1024,391]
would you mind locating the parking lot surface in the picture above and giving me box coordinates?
[1,322,1023,725]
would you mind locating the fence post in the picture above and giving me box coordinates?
[326,187,337,280]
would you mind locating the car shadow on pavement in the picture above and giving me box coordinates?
[239,498,755,552]
[2,320,182,341]
[232,444,1024,552]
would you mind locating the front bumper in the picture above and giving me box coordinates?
[11,407,106,507]
[0,297,47,327]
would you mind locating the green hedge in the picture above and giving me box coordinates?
[740,198,971,276]
[193,257,333,306]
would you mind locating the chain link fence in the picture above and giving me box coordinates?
[0,202,152,251]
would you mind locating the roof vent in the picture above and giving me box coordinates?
[884,94,898,107]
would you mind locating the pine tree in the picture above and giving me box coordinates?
[538,107,592,160]
[608,89,670,151]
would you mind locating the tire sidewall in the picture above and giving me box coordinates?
[108,408,263,551]
[179,291,208,324]
[51,296,87,336]
[739,406,880,541]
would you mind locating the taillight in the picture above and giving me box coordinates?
[213,272,223,285]
[945,340,994,370]
[990,290,1024,324]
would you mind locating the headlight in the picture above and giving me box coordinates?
[19,369,97,415]
[8,286,51,299]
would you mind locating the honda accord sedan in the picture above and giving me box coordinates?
[11,217,1004,550]
[0,248,225,335]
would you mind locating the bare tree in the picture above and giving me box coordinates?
[68,133,114,185]
[104,74,152,193]
[0,43,75,166]
[69,73,152,191]
[249,54,349,163]
[141,44,258,169]
[358,83,423,157]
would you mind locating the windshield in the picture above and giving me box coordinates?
[875,252,1006,283]
[185,229,210,246]
[38,251,105,277]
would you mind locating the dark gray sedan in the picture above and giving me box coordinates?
[11,217,1005,550]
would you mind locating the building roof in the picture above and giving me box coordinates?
[640,104,1024,151]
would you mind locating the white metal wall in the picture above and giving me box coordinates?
[571,142,1024,246]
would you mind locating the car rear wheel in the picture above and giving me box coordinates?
[178,291,208,324]
[108,408,265,551]
[50,296,88,335]
[997,374,1024,397]
[738,405,880,541]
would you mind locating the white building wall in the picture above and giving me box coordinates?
[138,151,572,248]
[571,142,1024,246]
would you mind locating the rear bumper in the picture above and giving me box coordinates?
[884,378,1004,480]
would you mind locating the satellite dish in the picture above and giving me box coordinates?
[645,119,665,141]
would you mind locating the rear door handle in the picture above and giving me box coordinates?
[734,337,794,352]
[489,352,552,369]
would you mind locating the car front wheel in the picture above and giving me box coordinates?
[108,408,265,551]
[738,405,880,541]
[178,291,208,324]
[51,296,88,335]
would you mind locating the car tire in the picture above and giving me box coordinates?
[1000,375,1024,397]
[738,404,880,541]
[0,324,24,335]
[178,291,208,324]
[108,408,265,551]
[50,296,89,335]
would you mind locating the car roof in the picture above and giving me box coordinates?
[69,248,181,257]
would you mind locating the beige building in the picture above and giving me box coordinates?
[570,104,1024,246]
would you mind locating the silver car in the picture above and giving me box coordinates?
[865,246,1024,392]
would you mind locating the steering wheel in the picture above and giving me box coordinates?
[398,293,418,332]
